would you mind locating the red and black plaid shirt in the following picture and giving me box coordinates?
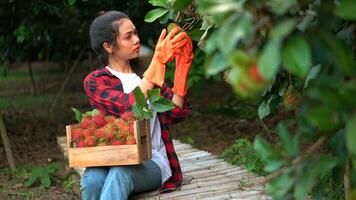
[83,67,191,193]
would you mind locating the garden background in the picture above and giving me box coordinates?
[0,0,355,199]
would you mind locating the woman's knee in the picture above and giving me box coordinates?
[81,168,108,192]
[109,166,131,179]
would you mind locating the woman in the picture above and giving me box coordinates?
[81,10,193,200]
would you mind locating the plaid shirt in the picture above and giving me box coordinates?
[83,67,191,193]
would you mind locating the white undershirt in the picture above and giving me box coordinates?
[106,66,172,184]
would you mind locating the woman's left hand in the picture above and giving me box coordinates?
[172,35,194,96]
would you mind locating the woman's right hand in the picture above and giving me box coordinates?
[154,27,187,64]
[143,27,187,87]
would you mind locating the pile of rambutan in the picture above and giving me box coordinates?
[70,110,137,148]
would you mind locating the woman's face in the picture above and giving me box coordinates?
[112,18,140,60]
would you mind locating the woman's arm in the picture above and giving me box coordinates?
[160,84,191,125]
[139,77,155,98]
[83,73,136,117]
[141,77,184,108]
[172,94,184,109]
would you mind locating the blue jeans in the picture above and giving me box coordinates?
[80,160,162,200]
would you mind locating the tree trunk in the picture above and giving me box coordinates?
[0,115,16,171]
[344,158,351,199]
[50,50,85,112]
[45,48,50,83]
[28,59,37,96]
[2,59,9,77]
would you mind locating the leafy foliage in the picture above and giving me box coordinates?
[63,176,76,193]
[0,0,154,74]
[25,163,59,189]
[221,139,265,175]
[132,87,174,120]
[146,0,356,198]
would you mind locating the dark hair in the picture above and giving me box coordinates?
[89,10,142,76]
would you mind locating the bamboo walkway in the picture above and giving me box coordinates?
[57,137,271,200]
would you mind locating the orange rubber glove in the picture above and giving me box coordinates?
[143,27,187,87]
[172,36,193,96]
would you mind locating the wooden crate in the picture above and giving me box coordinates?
[66,120,152,167]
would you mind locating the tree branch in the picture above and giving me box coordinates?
[262,135,327,183]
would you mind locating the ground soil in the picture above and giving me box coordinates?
[0,68,283,199]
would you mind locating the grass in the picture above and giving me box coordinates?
[0,94,54,110]
[220,138,266,176]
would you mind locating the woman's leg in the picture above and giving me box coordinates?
[100,166,133,200]
[100,160,162,200]
[131,160,162,194]
[80,167,109,200]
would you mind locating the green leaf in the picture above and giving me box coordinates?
[45,163,59,174]
[40,174,51,188]
[218,13,252,56]
[346,115,356,155]
[25,175,38,187]
[200,16,214,30]
[71,107,83,122]
[277,122,299,157]
[294,156,337,199]
[282,35,311,78]
[254,136,274,162]
[319,88,345,110]
[304,64,321,88]
[197,0,244,16]
[306,105,341,132]
[142,109,153,119]
[339,84,356,109]
[271,19,297,40]
[25,168,43,187]
[226,67,240,88]
[294,163,315,199]
[267,0,296,16]
[133,86,146,107]
[132,103,153,120]
[330,39,355,76]
[147,88,161,103]
[148,0,169,8]
[318,32,355,75]
[258,96,272,120]
[151,98,174,113]
[144,8,168,23]
[334,0,356,21]
[132,104,144,120]
[266,172,294,199]
[254,136,284,172]
[173,0,192,11]
[229,50,253,68]
[257,39,281,81]
[67,0,76,6]
[204,30,219,53]
[264,159,285,172]
[132,86,153,120]
[205,52,229,75]
[159,9,176,24]
[84,109,99,117]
